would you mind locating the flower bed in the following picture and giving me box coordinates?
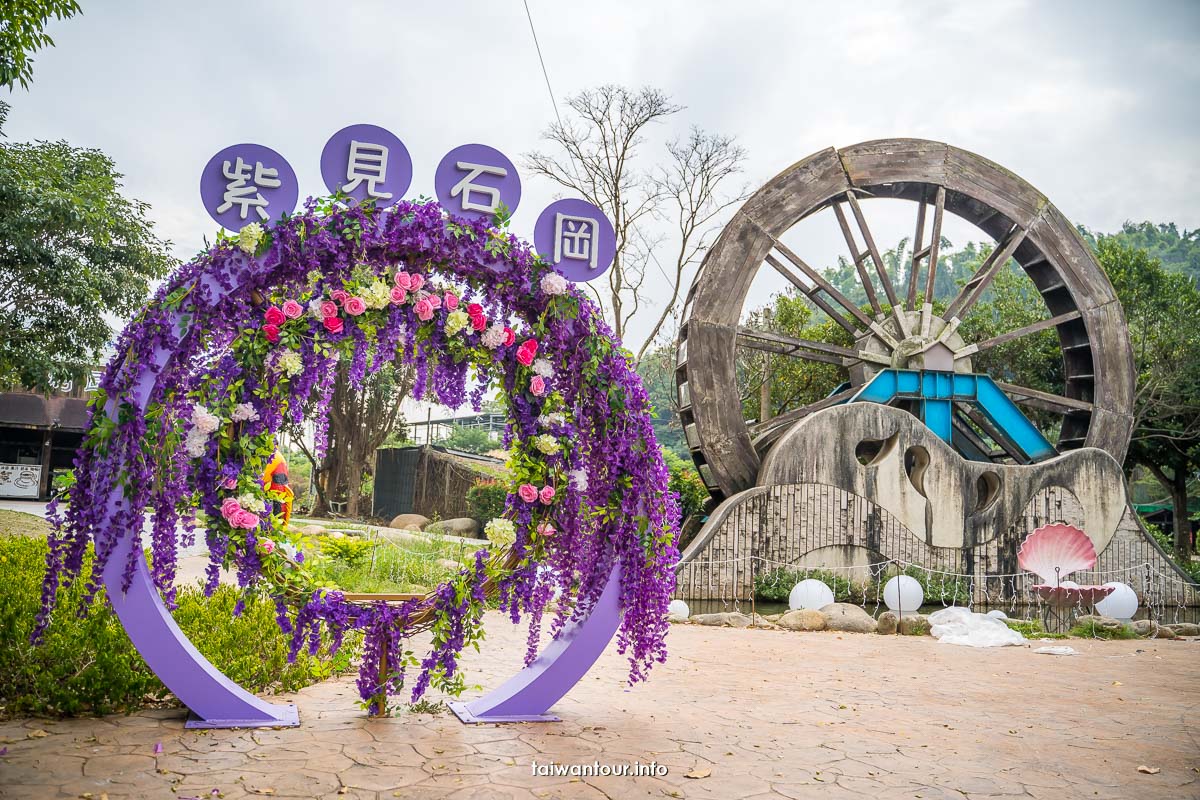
[35,198,679,713]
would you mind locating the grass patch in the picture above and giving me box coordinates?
[0,509,51,539]
[307,531,483,595]
[1068,620,1138,640]
[1,535,360,718]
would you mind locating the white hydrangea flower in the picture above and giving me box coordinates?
[484,518,516,548]
[531,358,554,378]
[237,222,264,254]
[569,468,589,492]
[237,493,259,509]
[534,434,559,455]
[190,404,220,435]
[277,350,303,377]
[540,272,568,296]
[231,402,259,422]
[481,323,506,349]
[184,429,208,458]
[307,299,325,319]
[363,280,392,309]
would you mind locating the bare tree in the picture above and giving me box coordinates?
[524,86,746,354]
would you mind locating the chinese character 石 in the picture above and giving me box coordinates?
[450,161,508,214]
[554,213,598,269]
[215,156,281,221]
[343,140,392,199]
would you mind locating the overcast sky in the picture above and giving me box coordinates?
[5,0,1199,354]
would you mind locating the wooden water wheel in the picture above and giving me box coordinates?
[675,139,1135,503]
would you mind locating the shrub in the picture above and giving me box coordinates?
[319,535,376,566]
[466,478,507,523]
[0,535,359,718]
[754,567,867,604]
[897,565,971,606]
[662,449,711,520]
[1068,620,1138,640]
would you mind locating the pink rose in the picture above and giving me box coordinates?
[470,313,487,332]
[536,522,557,538]
[530,375,546,396]
[394,271,412,290]
[263,323,281,343]
[539,485,556,505]
[409,274,425,291]
[516,339,538,366]
[502,327,516,347]
[427,294,441,310]
[264,306,286,326]
[320,300,339,318]
[323,315,344,334]
[281,300,303,319]
[466,303,484,317]
[220,498,241,520]
[344,296,367,316]
[331,289,349,304]
[415,299,434,321]
[390,286,408,305]
[221,477,237,490]
[517,483,539,503]
[234,510,260,530]
[260,538,275,554]
[443,292,459,311]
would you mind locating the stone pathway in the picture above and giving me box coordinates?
[2,617,1197,799]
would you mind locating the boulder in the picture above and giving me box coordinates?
[296,524,326,537]
[389,513,429,530]
[777,609,827,632]
[898,614,931,636]
[1076,614,1124,632]
[876,611,898,635]
[691,612,752,628]
[427,517,481,538]
[1153,625,1178,639]
[436,558,464,572]
[820,603,878,634]
[1166,622,1200,637]
[1132,619,1159,638]
[668,613,690,624]
[377,529,425,545]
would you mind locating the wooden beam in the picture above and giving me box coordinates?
[995,381,1093,413]
[342,593,425,603]
[958,310,1083,355]
[763,253,861,337]
[943,223,1030,320]
[832,201,884,315]
[906,192,928,311]
[749,386,858,444]
[762,233,878,332]
[923,186,946,306]
[736,326,861,359]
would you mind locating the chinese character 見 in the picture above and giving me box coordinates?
[215,157,282,221]
[554,213,599,270]
[343,140,392,199]
[450,162,508,214]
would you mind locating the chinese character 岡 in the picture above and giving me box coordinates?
[216,156,282,221]
[554,213,599,270]
[450,161,508,214]
[343,140,392,199]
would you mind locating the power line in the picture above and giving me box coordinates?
[522,0,561,125]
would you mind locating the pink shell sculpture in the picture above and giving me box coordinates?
[1031,584,1115,608]
[1017,523,1098,585]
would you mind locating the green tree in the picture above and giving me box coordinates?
[1097,237,1200,560]
[0,0,80,90]
[440,424,497,455]
[0,102,174,388]
[1082,222,1200,284]
[636,343,687,457]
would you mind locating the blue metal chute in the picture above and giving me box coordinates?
[849,369,1057,462]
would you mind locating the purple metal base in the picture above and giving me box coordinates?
[185,704,300,729]
[450,563,623,724]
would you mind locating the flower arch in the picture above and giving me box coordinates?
[35,197,680,718]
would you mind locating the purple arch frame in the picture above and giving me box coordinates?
[99,256,622,729]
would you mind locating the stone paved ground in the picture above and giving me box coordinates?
[2,616,1198,799]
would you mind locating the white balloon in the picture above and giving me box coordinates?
[1060,580,1080,589]
[789,579,835,610]
[986,609,1008,620]
[883,575,924,613]
[667,599,690,619]
[1095,581,1138,620]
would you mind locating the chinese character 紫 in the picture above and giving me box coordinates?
[450,161,508,214]
[554,213,599,270]
[343,140,392,199]
[215,156,282,221]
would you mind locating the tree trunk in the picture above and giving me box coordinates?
[1172,467,1192,561]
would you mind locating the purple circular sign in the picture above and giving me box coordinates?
[433,143,521,222]
[319,124,412,208]
[200,143,298,231]
[533,199,616,282]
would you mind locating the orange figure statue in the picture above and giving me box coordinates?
[263,451,294,526]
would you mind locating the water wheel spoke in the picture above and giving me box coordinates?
[839,192,911,336]
[736,326,861,366]
[958,310,1083,356]
[760,236,877,336]
[943,223,1030,321]
[748,386,858,444]
[920,187,947,332]
[905,191,929,312]
[995,381,1093,414]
